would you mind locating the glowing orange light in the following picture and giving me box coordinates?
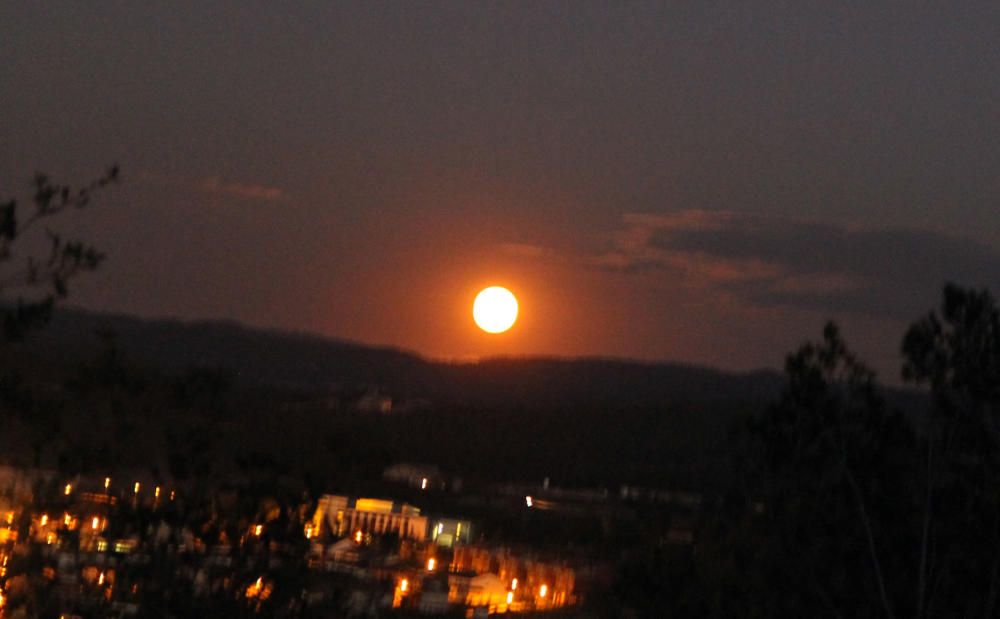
[246,577,264,598]
[104,477,111,490]
[254,525,263,537]
[400,578,409,592]
[133,482,140,494]
[154,486,161,498]
[507,591,514,604]
[511,578,518,590]
[421,477,428,490]
[473,286,518,333]
[525,496,533,508]
[91,517,100,530]
[426,557,436,572]
[98,572,105,585]
[64,484,72,495]
[40,514,48,526]
[354,530,363,543]
[539,584,548,598]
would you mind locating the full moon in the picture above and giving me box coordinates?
[473,286,519,334]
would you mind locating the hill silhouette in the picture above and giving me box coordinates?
[20,307,785,409]
[5,307,926,490]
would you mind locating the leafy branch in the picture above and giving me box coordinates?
[0,165,119,341]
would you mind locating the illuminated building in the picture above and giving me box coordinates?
[449,545,576,609]
[313,495,429,541]
[430,518,472,547]
[460,573,509,608]
[312,494,473,547]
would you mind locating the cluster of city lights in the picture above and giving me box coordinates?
[393,566,552,611]
[62,479,174,501]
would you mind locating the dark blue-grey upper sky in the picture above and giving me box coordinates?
[2,1,999,377]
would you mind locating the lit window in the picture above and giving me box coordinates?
[114,541,133,553]
[426,557,436,572]
[539,584,548,598]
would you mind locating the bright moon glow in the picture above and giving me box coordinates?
[473,286,519,334]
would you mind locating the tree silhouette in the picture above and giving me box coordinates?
[0,165,118,342]
[902,283,1000,618]
[743,322,913,618]
[716,285,1000,618]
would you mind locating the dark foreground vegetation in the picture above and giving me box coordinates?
[638,283,1000,619]
[3,284,996,618]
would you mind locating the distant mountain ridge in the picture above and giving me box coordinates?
[17,307,786,409]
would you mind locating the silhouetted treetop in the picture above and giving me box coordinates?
[0,165,118,341]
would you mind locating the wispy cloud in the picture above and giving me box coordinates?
[595,209,1000,319]
[136,171,287,202]
[199,176,285,201]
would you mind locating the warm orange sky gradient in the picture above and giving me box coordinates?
[3,3,1000,378]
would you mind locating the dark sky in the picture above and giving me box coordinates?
[2,2,999,378]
